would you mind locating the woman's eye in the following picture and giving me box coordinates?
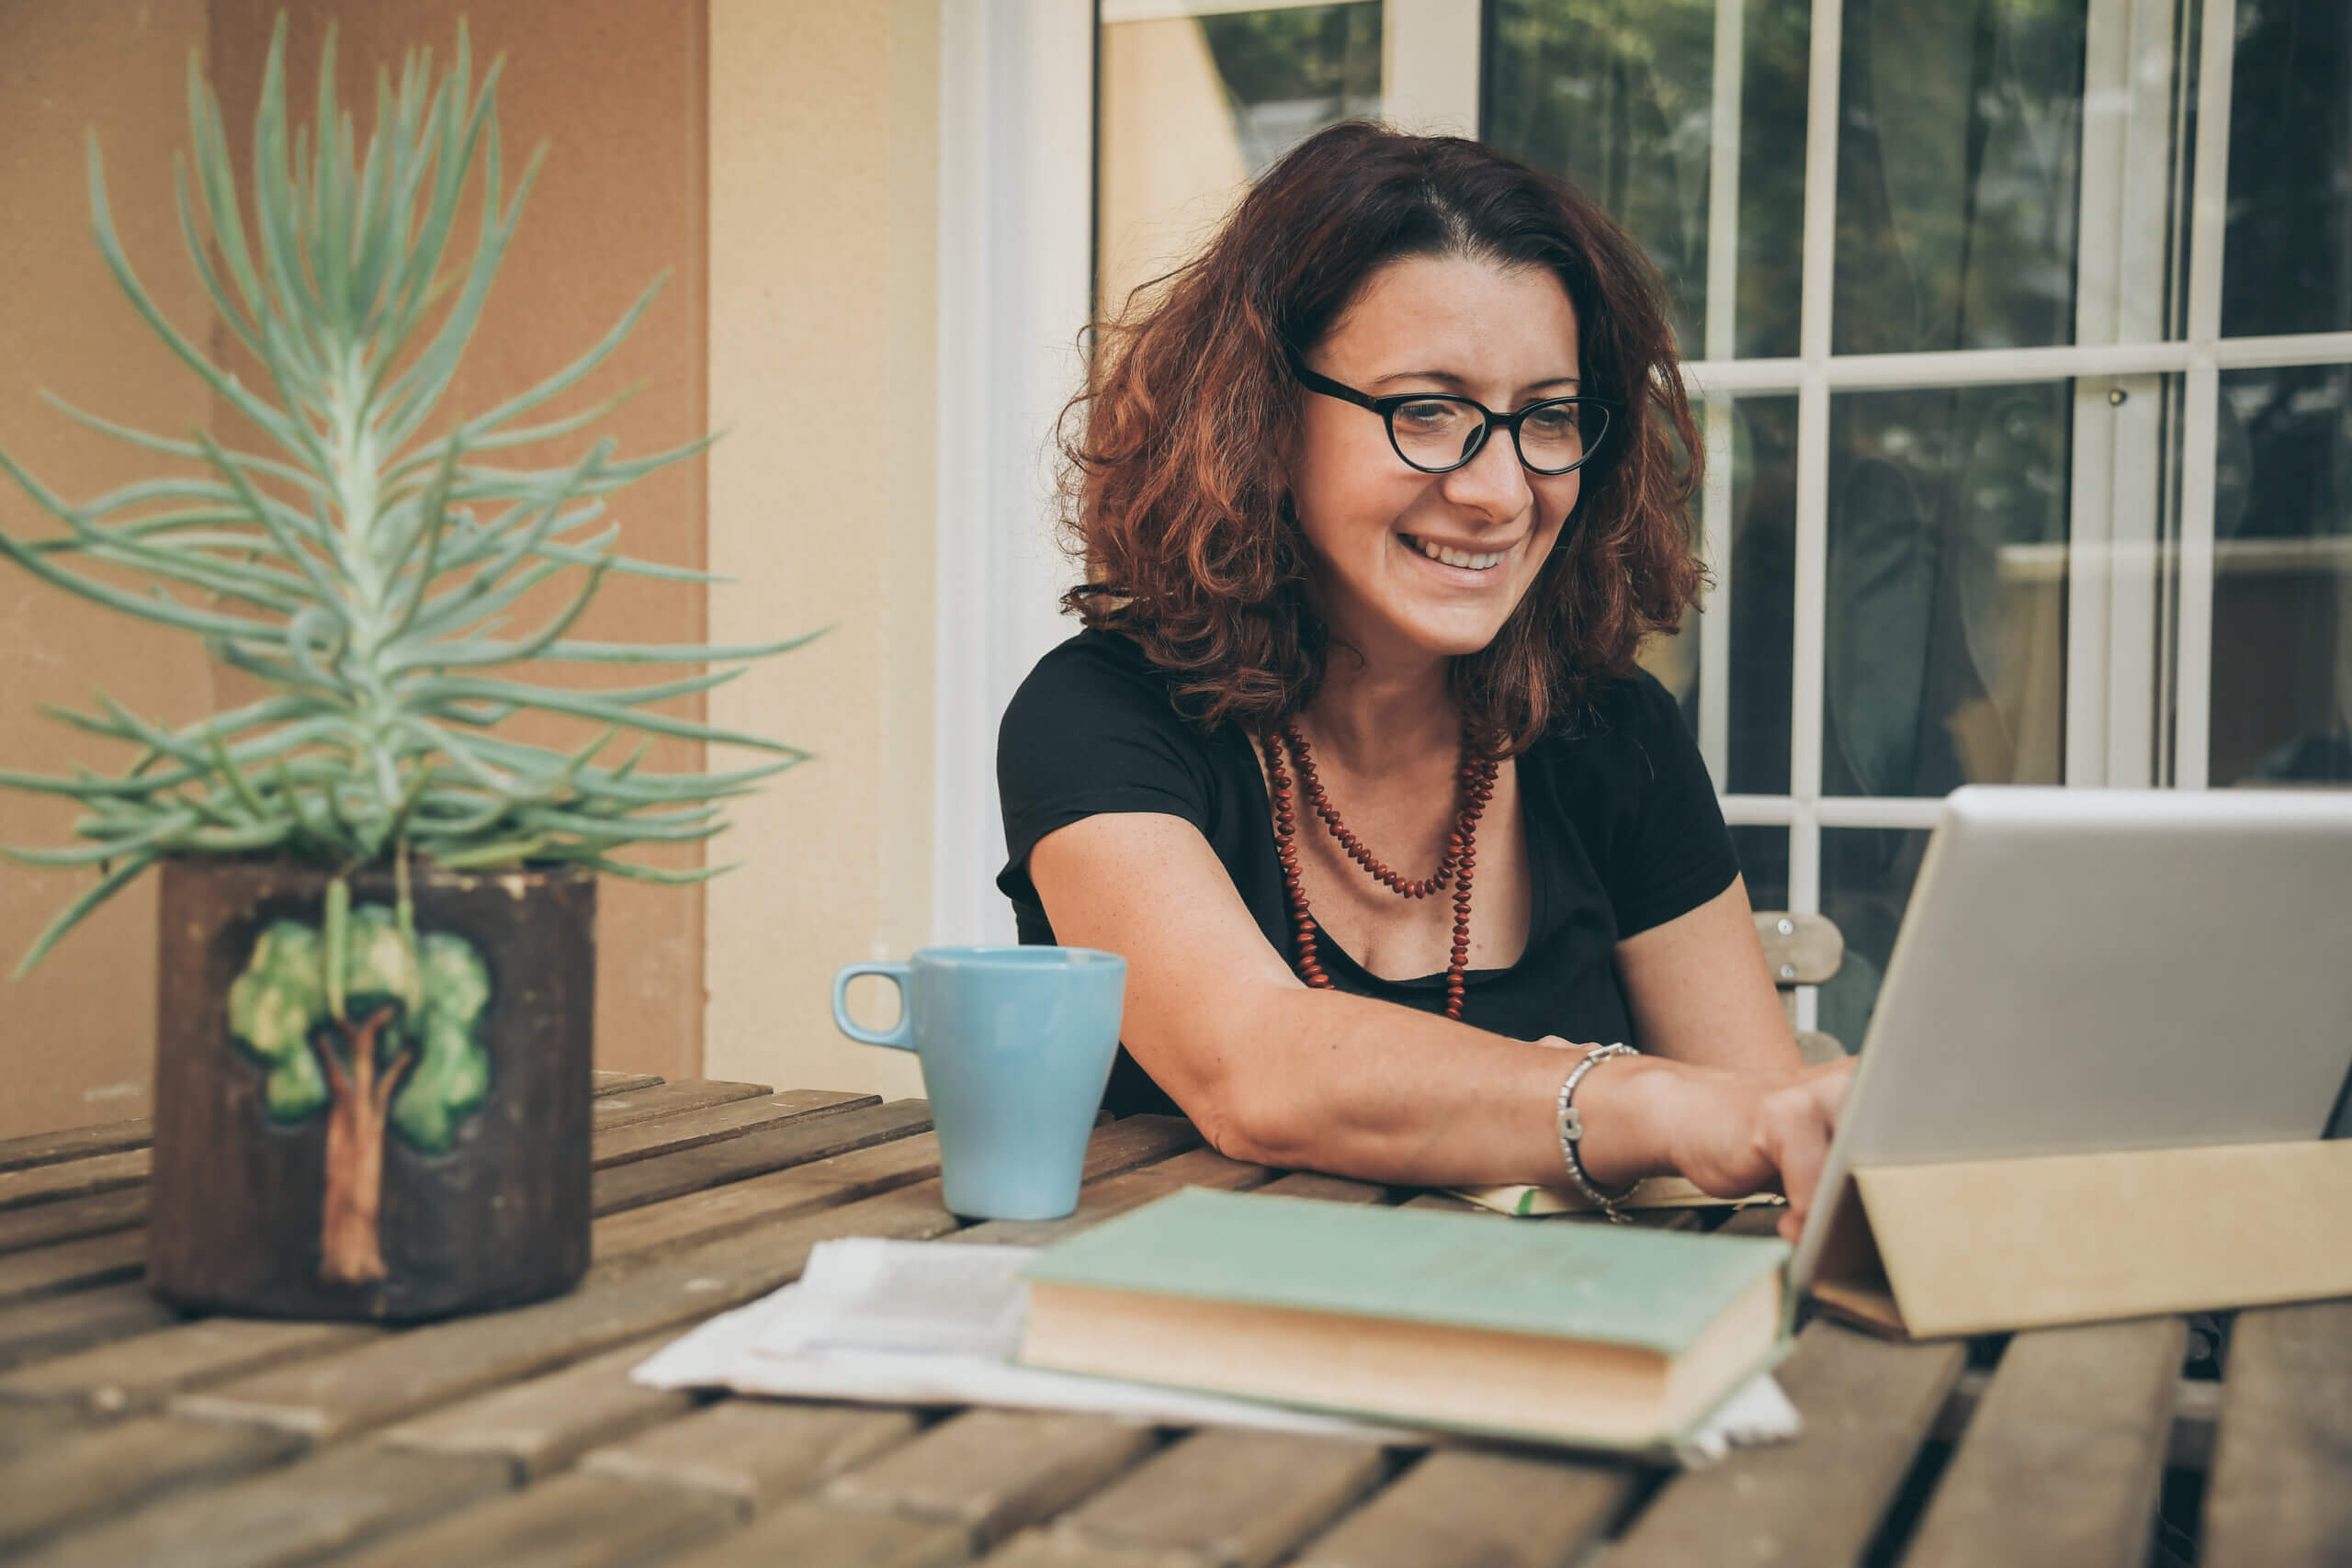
[1394,400,1461,431]
[1522,405,1580,436]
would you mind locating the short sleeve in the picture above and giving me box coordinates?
[1590,670,1741,937]
[995,632,1222,908]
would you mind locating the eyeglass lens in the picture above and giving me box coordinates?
[1388,398,1607,474]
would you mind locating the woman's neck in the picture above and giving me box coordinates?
[1301,646,1457,773]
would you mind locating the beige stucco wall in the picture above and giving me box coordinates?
[0,0,716,1139]
[703,0,937,1100]
[208,0,718,1091]
[0,1,218,1141]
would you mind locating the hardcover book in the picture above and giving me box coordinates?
[1017,1187,1791,1450]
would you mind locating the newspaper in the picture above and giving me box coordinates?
[631,1237,1800,1466]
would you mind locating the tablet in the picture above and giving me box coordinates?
[1789,785,2352,1298]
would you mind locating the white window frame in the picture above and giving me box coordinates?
[933,0,1098,946]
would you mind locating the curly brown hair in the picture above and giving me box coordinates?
[1060,121,1703,755]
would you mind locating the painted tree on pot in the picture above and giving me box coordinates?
[228,886,492,1283]
[0,19,808,1305]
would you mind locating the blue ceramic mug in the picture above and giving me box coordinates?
[831,946,1127,1220]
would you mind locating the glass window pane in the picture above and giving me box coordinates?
[1729,824,1789,913]
[1832,0,2088,355]
[1098,4,1382,321]
[1825,383,2072,796]
[2222,0,2352,338]
[1818,826,1931,1053]
[1482,0,1812,360]
[1659,396,1798,791]
[2209,364,2352,785]
[1725,396,1797,793]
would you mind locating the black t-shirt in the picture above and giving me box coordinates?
[996,629,1741,1116]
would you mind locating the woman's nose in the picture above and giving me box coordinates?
[1436,423,1535,525]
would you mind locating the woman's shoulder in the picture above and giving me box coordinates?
[1006,627,1189,725]
[997,627,1236,851]
[1000,629,1225,775]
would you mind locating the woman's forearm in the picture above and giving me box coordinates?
[1190,984,1698,1188]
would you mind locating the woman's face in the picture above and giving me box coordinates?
[1289,254,1586,670]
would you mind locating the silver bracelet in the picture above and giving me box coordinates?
[1556,1043,1641,1223]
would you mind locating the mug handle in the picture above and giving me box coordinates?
[832,961,915,1050]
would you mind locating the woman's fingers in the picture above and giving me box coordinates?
[1768,1067,1852,1241]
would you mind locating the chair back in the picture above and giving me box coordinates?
[1754,910,1847,1066]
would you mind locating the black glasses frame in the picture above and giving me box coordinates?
[1289,357,1623,477]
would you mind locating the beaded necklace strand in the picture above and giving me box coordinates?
[1261,720,1499,1021]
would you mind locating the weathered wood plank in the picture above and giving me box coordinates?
[1902,1317,2183,1568]
[582,1399,922,1514]
[0,1091,864,1285]
[1053,1428,1390,1568]
[171,1179,966,1441]
[2202,1299,2352,1568]
[984,1533,1196,1567]
[0,1400,98,1461]
[0,1112,907,1409]
[957,1145,1274,1248]
[0,1280,178,1370]
[9,1443,507,1568]
[1250,1171,1389,1204]
[321,1471,739,1568]
[1395,1191,1486,1214]
[375,1337,696,1480]
[1289,1450,1629,1568]
[594,1070,666,1097]
[1713,1203,1790,1237]
[0,1148,149,1213]
[0,1118,153,1174]
[0,1413,308,1554]
[593,1089,882,1168]
[593,1110,1197,1265]
[0,1185,145,1256]
[1932,1365,2221,1472]
[0,1226,148,1304]
[661,1496,972,1568]
[588,1078,775,1133]
[1604,1318,1966,1568]
[593,1099,936,1215]
[828,1409,1159,1551]
[0,1317,378,1415]
[594,1131,947,1259]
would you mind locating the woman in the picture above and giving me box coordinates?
[998,123,1851,1242]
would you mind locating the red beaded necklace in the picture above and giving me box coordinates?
[1261,720,1500,1021]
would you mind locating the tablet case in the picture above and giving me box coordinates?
[1806,1137,2352,1339]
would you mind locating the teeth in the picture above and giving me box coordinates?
[1408,536,1507,571]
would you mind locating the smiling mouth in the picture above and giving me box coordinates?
[1401,533,1510,572]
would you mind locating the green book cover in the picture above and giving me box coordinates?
[1021,1187,1790,1356]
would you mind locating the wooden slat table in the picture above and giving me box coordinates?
[0,1076,2340,1568]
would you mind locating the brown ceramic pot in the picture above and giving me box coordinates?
[148,856,594,1320]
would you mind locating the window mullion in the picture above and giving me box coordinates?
[1381,0,1481,136]
[1786,0,1844,937]
[1695,0,1745,789]
[2172,0,2243,790]
[2066,0,2182,787]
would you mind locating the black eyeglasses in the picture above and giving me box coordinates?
[1289,356,1622,477]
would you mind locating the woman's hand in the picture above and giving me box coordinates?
[1664,1057,1856,1243]
[1536,1038,1856,1243]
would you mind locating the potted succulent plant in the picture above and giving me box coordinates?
[0,21,808,1319]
